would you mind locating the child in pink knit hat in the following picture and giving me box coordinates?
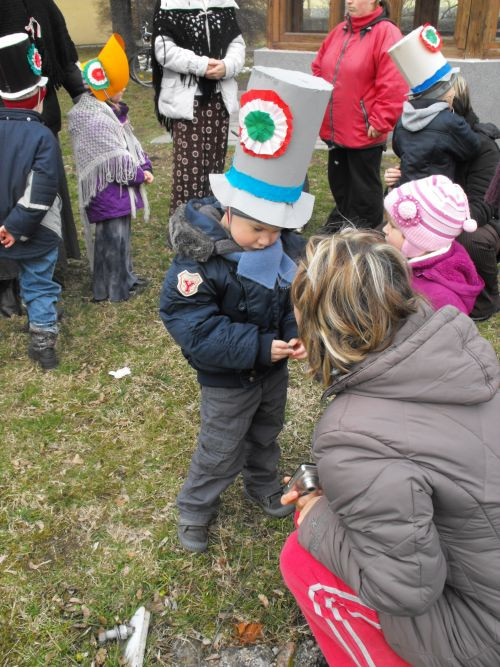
[383,174,484,314]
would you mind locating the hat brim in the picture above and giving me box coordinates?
[209,173,315,230]
[0,76,48,100]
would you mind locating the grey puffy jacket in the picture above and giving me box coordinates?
[298,305,500,666]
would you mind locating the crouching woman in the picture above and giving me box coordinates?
[280,229,500,667]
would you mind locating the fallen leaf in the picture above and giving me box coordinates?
[234,621,264,645]
[70,454,84,465]
[95,647,107,665]
[258,593,269,608]
[121,566,131,577]
[136,588,143,600]
[81,605,91,620]
[28,559,51,570]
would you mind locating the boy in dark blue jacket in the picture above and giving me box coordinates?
[159,66,333,552]
[0,33,62,369]
[388,25,479,185]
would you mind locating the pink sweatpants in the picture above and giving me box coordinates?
[280,531,411,667]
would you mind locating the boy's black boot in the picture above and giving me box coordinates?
[28,331,59,370]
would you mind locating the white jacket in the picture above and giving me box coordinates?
[154,30,245,121]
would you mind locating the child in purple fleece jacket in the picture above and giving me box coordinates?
[68,35,154,302]
[383,175,483,315]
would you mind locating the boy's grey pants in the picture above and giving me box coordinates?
[177,365,288,525]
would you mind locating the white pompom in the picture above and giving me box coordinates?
[462,218,477,233]
[397,199,417,220]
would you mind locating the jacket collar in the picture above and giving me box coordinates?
[345,6,386,34]
[0,107,44,123]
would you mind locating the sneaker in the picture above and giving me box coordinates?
[244,487,295,519]
[129,277,150,297]
[178,524,209,553]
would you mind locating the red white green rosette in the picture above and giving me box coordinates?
[83,59,110,90]
[238,89,293,159]
[419,24,442,53]
[27,43,43,77]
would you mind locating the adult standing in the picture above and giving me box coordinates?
[312,0,407,230]
[0,0,85,312]
[280,229,500,666]
[152,0,245,218]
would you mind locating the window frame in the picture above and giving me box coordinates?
[267,0,497,58]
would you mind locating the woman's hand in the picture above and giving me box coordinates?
[367,125,382,139]
[143,171,154,185]
[281,476,323,526]
[205,59,226,80]
[384,166,401,187]
[288,338,307,360]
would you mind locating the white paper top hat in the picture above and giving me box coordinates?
[388,25,459,97]
[209,66,332,229]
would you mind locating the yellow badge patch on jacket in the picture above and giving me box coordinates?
[177,270,203,296]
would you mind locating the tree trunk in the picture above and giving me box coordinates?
[109,0,135,56]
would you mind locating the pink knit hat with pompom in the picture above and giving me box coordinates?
[384,175,477,258]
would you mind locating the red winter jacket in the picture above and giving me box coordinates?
[312,7,408,148]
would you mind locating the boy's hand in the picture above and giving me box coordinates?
[143,171,154,184]
[280,475,323,526]
[288,338,307,360]
[384,165,401,187]
[0,226,15,248]
[271,339,292,362]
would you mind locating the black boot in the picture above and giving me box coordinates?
[28,331,59,370]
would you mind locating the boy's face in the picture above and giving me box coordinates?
[383,214,405,252]
[224,210,282,251]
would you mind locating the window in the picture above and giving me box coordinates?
[399,1,459,37]
[287,0,330,33]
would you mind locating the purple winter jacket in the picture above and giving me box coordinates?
[410,240,484,314]
[86,102,152,223]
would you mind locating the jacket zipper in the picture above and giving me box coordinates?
[360,99,369,130]
[328,29,353,144]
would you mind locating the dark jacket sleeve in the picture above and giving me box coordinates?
[61,62,86,101]
[457,133,499,227]
[3,132,60,239]
[159,257,264,371]
[298,429,447,616]
[445,115,481,163]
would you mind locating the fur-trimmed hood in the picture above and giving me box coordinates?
[168,198,241,262]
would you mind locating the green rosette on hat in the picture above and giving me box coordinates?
[210,67,332,230]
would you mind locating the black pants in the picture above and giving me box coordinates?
[327,145,384,230]
[457,223,500,319]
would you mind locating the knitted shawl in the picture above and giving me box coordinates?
[0,0,78,89]
[68,94,149,266]
[152,0,242,128]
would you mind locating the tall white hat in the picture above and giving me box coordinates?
[209,66,332,229]
[388,25,459,97]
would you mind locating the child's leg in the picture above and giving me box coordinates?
[17,248,61,369]
[177,382,266,526]
[280,531,411,667]
[93,216,133,302]
[17,248,60,331]
[240,366,288,496]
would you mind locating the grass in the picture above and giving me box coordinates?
[1,51,499,666]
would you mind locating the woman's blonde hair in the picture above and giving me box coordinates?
[291,228,420,384]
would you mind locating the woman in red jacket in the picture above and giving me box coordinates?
[312,0,407,230]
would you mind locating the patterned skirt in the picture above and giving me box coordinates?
[170,93,229,216]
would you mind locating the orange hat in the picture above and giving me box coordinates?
[82,34,129,101]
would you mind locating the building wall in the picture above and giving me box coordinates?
[254,49,500,130]
[55,0,111,46]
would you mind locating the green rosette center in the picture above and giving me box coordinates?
[244,110,275,143]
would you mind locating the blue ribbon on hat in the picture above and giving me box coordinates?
[411,62,452,95]
[225,165,304,203]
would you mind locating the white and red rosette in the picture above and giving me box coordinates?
[27,43,43,76]
[238,89,293,159]
[83,58,110,90]
[419,24,442,53]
